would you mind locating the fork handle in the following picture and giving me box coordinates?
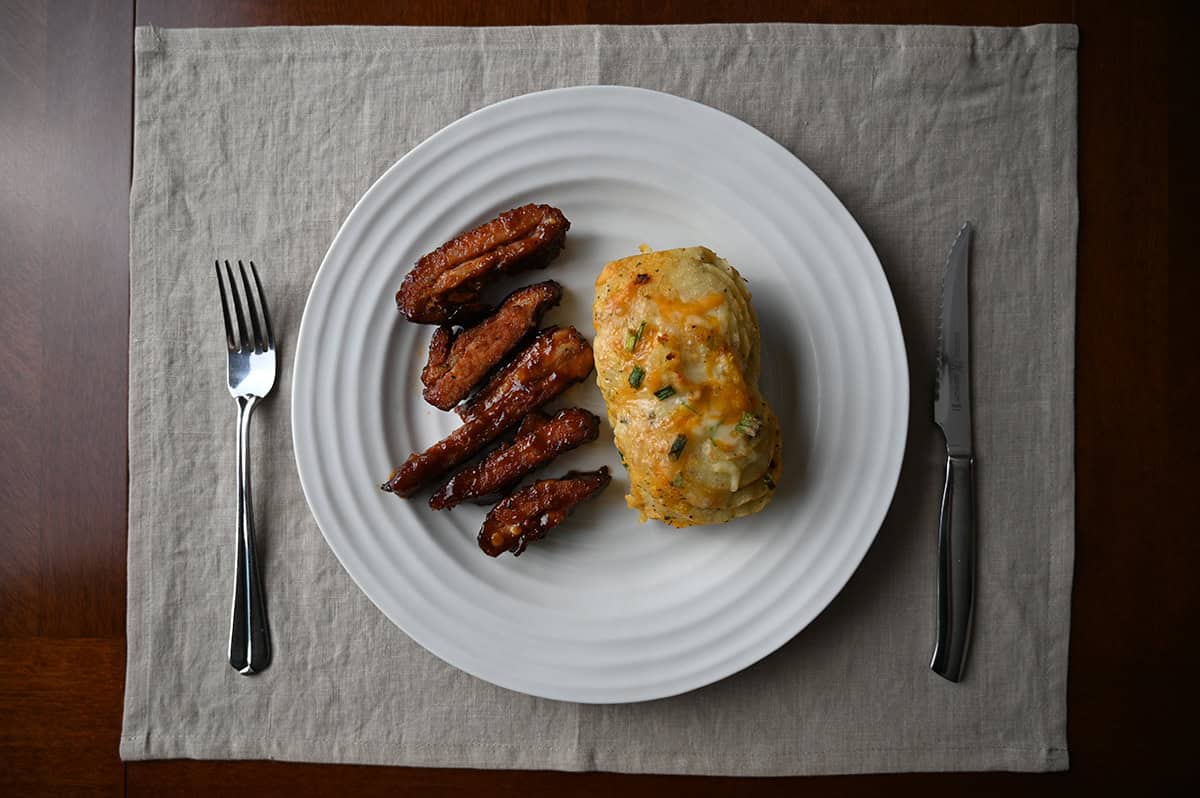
[230,395,272,674]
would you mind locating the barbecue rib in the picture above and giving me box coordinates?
[381,327,594,497]
[478,467,612,557]
[431,411,551,507]
[430,407,599,510]
[455,326,592,424]
[396,204,570,325]
[421,281,563,410]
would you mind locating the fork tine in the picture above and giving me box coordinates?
[248,260,275,350]
[238,260,265,352]
[223,259,250,351]
[215,260,237,351]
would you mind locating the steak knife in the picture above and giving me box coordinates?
[931,222,975,682]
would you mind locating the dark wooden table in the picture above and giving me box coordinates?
[1,1,1186,795]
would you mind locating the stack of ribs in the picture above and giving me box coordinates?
[383,204,609,557]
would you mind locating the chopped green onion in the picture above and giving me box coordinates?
[668,434,688,460]
[671,472,685,488]
[735,412,763,438]
[654,385,676,401]
[763,473,776,490]
[628,365,645,388]
[623,320,646,352]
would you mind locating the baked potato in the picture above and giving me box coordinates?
[593,246,781,527]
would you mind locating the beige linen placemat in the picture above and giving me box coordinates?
[122,23,1077,775]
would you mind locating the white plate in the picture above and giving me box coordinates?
[292,86,908,703]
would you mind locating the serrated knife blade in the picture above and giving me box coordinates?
[934,223,974,456]
[930,222,976,683]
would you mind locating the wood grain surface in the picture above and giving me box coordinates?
[0,0,1186,795]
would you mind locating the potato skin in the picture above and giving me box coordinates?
[593,247,781,527]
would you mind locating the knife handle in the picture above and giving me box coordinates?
[931,454,975,682]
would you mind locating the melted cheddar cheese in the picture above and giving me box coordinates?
[593,246,781,527]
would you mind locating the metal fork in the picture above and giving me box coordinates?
[215,259,277,675]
